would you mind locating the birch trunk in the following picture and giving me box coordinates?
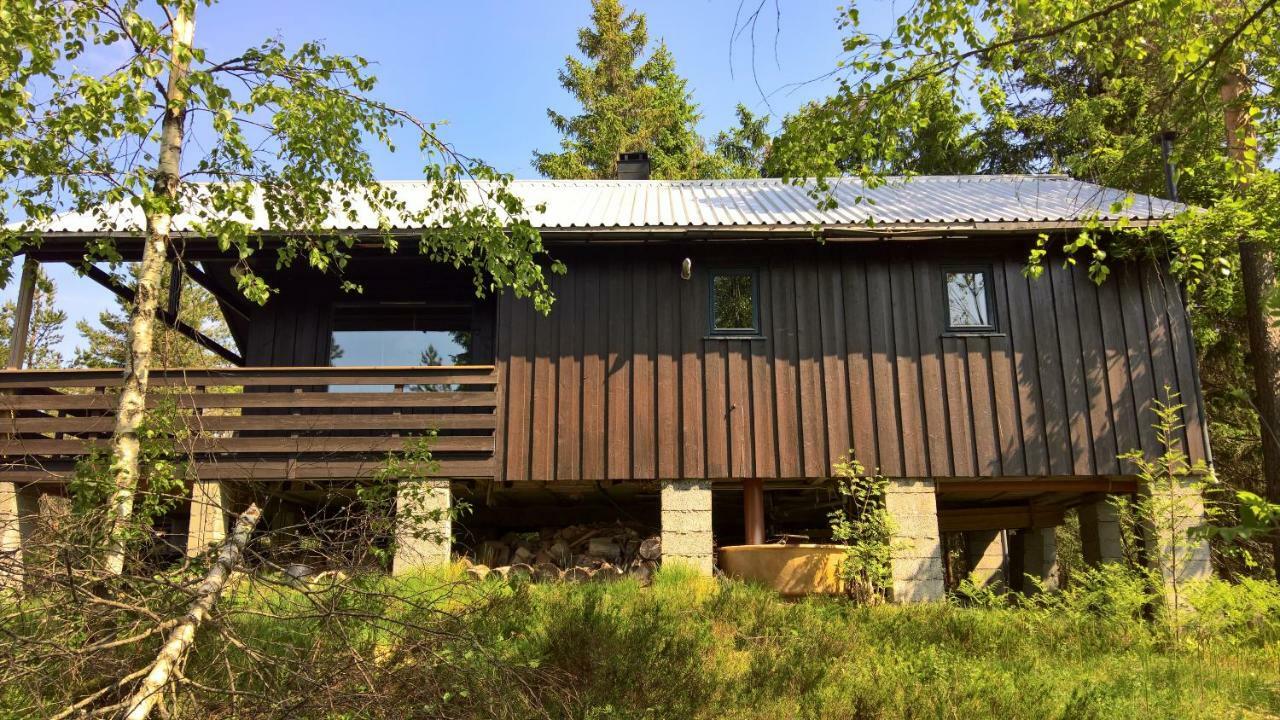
[1223,69,1280,578]
[122,504,260,720]
[103,2,196,575]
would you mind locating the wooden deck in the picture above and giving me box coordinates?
[0,366,499,482]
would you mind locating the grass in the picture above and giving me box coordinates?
[6,566,1280,719]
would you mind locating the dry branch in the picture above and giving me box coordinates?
[120,503,261,720]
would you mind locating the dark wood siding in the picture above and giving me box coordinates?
[496,241,1207,482]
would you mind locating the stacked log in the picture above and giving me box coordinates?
[462,522,661,585]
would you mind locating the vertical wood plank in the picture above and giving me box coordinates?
[818,256,853,466]
[966,337,1000,476]
[771,260,802,478]
[556,268,582,481]
[1117,265,1160,458]
[1140,262,1183,453]
[796,258,829,477]
[607,261,632,479]
[656,258,681,479]
[581,263,606,480]
[1096,275,1142,459]
[751,267,778,478]
[502,297,532,481]
[728,340,754,478]
[890,253,927,476]
[1028,267,1073,475]
[1003,257,1050,476]
[942,337,976,476]
[867,255,902,476]
[704,340,730,478]
[680,264,706,478]
[1072,266,1120,475]
[1158,267,1208,462]
[913,253,952,476]
[632,260,656,479]
[988,335,1026,475]
[529,279,558,481]
[1050,261,1096,475]
[842,254,878,469]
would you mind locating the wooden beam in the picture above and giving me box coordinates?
[71,263,244,366]
[938,504,1066,533]
[6,256,38,369]
[166,261,182,318]
[177,259,251,322]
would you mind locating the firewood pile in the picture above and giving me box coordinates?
[460,522,661,585]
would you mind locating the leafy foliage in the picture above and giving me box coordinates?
[827,455,892,603]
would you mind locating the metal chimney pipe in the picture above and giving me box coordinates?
[616,151,651,180]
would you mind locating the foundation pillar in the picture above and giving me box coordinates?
[661,480,714,575]
[1015,527,1059,593]
[963,529,1007,588]
[1,483,39,587]
[1078,499,1125,565]
[1144,476,1213,589]
[885,479,945,602]
[186,480,229,557]
[743,478,765,545]
[392,479,452,575]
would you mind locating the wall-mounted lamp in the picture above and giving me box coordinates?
[681,257,692,280]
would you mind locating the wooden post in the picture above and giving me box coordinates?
[7,255,38,369]
[743,477,765,545]
[166,261,182,319]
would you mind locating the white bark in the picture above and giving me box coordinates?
[103,2,196,575]
[122,503,260,720]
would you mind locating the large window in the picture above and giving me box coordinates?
[330,304,473,390]
[709,269,760,336]
[943,266,996,332]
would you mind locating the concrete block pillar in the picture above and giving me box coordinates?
[392,479,452,575]
[963,529,1007,588]
[885,479,945,602]
[660,480,714,575]
[1078,499,1125,566]
[1144,476,1212,588]
[1016,527,1059,593]
[186,480,229,557]
[1,482,40,587]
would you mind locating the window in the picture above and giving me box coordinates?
[329,304,473,391]
[943,266,996,332]
[709,269,759,335]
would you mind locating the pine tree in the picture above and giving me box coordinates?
[709,104,772,178]
[73,271,234,369]
[0,268,67,369]
[534,0,711,179]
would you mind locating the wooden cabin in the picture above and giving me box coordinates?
[0,169,1212,599]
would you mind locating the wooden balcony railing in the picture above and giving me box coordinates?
[0,366,499,482]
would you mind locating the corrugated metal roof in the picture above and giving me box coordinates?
[30,175,1180,234]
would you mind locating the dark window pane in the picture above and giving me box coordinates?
[713,273,756,331]
[945,270,990,328]
[329,304,473,391]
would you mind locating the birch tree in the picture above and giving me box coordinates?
[0,0,560,574]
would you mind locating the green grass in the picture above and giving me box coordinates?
[6,567,1280,719]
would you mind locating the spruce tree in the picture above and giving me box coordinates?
[534,0,710,179]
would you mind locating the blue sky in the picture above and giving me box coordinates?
[9,0,865,360]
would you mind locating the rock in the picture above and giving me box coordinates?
[587,538,621,563]
[465,565,491,581]
[532,562,562,582]
[638,536,662,562]
[284,563,314,580]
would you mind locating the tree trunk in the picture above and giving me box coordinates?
[122,504,261,720]
[1222,69,1280,578]
[103,2,197,575]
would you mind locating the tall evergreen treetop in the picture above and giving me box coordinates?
[534,0,709,180]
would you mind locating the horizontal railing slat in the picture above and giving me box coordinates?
[0,367,497,389]
[3,413,497,433]
[0,459,495,481]
[0,390,495,411]
[0,435,493,456]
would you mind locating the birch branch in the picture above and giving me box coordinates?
[121,503,261,720]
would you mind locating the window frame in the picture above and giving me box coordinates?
[941,264,998,333]
[707,267,762,337]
